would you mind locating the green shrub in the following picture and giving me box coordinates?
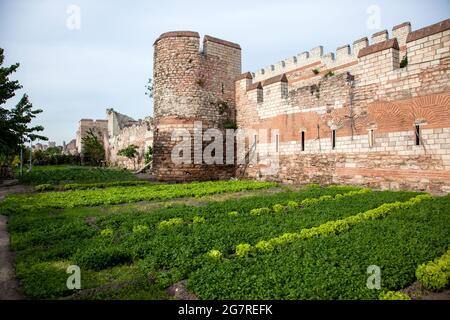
[132,224,150,234]
[379,291,411,300]
[206,249,223,260]
[236,243,252,258]
[255,240,274,253]
[193,216,206,224]
[287,201,298,209]
[100,228,114,237]
[301,195,333,207]
[416,248,450,291]
[227,211,238,217]
[158,218,184,229]
[17,262,73,299]
[400,55,408,68]
[74,246,132,271]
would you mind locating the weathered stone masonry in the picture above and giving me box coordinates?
[152,31,241,181]
[153,18,450,193]
[236,18,450,193]
[76,109,153,169]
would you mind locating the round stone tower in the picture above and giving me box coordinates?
[152,31,242,181]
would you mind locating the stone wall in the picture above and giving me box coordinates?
[152,31,242,181]
[75,119,109,153]
[235,18,450,193]
[105,109,153,170]
[75,110,154,170]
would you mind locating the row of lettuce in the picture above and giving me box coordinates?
[228,194,432,258]
[0,180,278,215]
[11,184,441,299]
[34,180,151,192]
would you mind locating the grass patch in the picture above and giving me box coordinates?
[8,185,420,299]
[188,194,450,299]
[16,165,137,185]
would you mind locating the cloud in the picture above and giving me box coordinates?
[0,0,449,144]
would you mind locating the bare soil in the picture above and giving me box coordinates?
[400,281,450,300]
[0,215,24,300]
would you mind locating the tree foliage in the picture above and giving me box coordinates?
[117,144,138,159]
[81,129,105,166]
[118,144,139,170]
[0,47,47,165]
[145,78,153,99]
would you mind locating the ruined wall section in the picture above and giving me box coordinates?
[107,119,153,170]
[152,31,241,181]
[75,119,109,153]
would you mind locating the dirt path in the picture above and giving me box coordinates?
[0,182,29,300]
[0,215,23,300]
[0,182,33,201]
[401,281,450,300]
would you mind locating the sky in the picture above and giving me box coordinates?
[0,0,449,145]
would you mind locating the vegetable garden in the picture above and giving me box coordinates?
[1,173,449,300]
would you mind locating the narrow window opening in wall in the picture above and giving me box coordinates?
[331,130,336,149]
[281,84,288,99]
[221,83,225,94]
[368,129,374,148]
[257,89,263,103]
[253,134,257,147]
[275,134,279,153]
[301,131,305,151]
[415,125,421,146]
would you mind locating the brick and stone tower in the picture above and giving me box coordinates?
[152,31,242,181]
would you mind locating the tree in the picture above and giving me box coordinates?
[81,129,105,166]
[0,47,47,170]
[45,146,62,156]
[145,78,153,99]
[117,144,138,170]
[144,145,153,164]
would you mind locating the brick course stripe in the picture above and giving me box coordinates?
[392,21,411,31]
[235,72,253,81]
[262,74,288,87]
[204,35,241,50]
[289,61,357,85]
[358,38,399,58]
[154,31,200,45]
[406,18,450,43]
[334,168,450,180]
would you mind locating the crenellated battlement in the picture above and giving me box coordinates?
[250,20,422,82]
[149,19,450,190]
[233,17,450,193]
[152,30,242,181]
